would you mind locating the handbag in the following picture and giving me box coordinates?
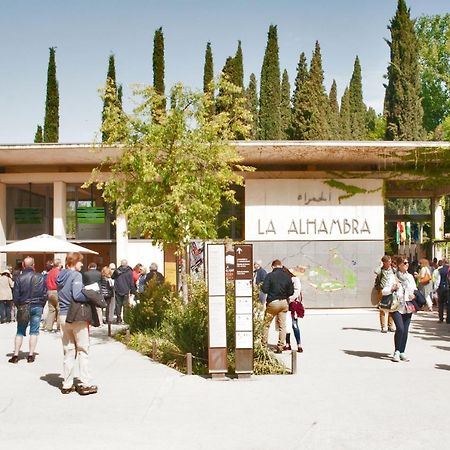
[379,291,400,312]
[66,300,93,323]
[420,269,431,285]
[405,300,417,313]
[413,289,427,308]
[82,288,107,308]
[16,303,30,324]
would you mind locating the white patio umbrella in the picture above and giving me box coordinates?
[0,234,98,255]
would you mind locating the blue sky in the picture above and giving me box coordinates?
[0,0,449,144]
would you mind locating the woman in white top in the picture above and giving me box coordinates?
[382,256,415,362]
[283,268,303,353]
[415,258,433,310]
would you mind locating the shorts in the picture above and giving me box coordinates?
[16,305,43,337]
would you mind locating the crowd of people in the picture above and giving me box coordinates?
[374,254,449,363]
[1,255,164,395]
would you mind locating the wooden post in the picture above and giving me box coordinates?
[186,352,193,375]
[152,341,157,360]
[125,328,130,344]
[108,323,112,337]
[291,350,297,374]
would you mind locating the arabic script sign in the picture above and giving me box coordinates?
[245,179,384,241]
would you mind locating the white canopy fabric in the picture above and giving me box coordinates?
[0,234,98,255]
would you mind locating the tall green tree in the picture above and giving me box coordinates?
[280,69,291,139]
[246,73,258,139]
[384,0,424,140]
[43,47,59,143]
[340,87,351,140]
[234,40,244,90]
[153,27,166,114]
[102,54,119,142]
[203,42,214,94]
[292,41,329,139]
[93,80,252,301]
[328,80,340,139]
[415,14,450,132]
[34,125,43,143]
[349,56,367,139]
[258,24,281,139]
[291,52,308,139]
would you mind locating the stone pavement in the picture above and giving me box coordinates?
[0,309,449,450]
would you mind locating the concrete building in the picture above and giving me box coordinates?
[1,141,449,307]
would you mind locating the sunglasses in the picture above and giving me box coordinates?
[402,261,409,264]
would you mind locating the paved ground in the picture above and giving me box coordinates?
[1,309,449,450]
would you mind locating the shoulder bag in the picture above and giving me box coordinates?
[16,274,37,324]
[379,291,400,312]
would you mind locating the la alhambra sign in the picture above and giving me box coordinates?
[245,179,384,241]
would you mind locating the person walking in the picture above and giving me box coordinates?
[0,268,14,323]
[437,259,450,323]
[415,258,433,311]
[112,259,136,324]
[57,252,97,395]
[43,258,61,332]
[383,256,416,363]
[253,260,267,305]
[283,267,304,353]
[261,259,294,353]
[374,255,396,333]
[8,257,47,363]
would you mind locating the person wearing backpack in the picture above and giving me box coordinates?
[437,259,450,323]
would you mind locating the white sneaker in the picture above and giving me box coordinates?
[392,350,400,362]
[399,353,410,362]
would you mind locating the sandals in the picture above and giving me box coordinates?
[77,385,98,396]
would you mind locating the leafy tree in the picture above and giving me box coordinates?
[415,14,450,132]
[203,42,214,94]
[328,80,340,139]
[349,56,367,139]
[366,109,387,140]
[118,84,123,109]
[292,41,329,139]
[92,80,252,301]
[280,69,291,139]
[43,47,59,143]
[340,87,351,140]
[34,125,43,143]
[384,0,424,140]
[258,24,281,139]
[291,52,308,139]
[153,27,166,114]
[246,73,258,139]
[102,54,119,142]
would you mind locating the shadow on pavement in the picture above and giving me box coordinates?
[435,364,450,371]
[434,345,450,352]
[342,350,391,360]
[409,312,450,343]
[40,373,63,389]
[342,327,379,333]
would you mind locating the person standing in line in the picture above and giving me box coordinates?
[8,257,47,364]
[82,262,103,326]
[415,258,433,311]
[261,259,294,353]
[57,252,97,395]
[43,258,61,332]
[0,268,14,323]
[112,259,136,324]
[253,260,267,305]
[374,255,396,333]
[437,259,450,323]
[100,266,115,324]
[283,267,304,353]
[144,262,165,286]
[384,256,416,363]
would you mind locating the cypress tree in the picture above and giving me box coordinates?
[153,27,166,113]
[258,24,281,140]
[291,52,308,139]
[221,56,236,83]
[292,42,329,139]
[203,42,214,94]
[246,73,258,139]
[280,69,291,139]
[348,56,367,139]
[384,0,424,140]
[340,87,351,140]
[117,84,123,109]
[34,125,43,143]
[102,54,118,142]
[43,47,59,143]
[328,80,340,139]
[234,40,244,90]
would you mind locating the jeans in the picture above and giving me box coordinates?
[392,311,412,353]
[115,293,128,322]
[0,300,13,322]
[438,288,449,322]
[291,317,301,345]
[16,305,44,336]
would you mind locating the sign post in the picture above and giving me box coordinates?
[234,244,253,378]
[207,244,227,379]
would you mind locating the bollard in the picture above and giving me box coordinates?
[152,341,157,360]
[186,352,193,375]
[108,323,112,337]
[291,350,297,374]
[125,328,130,344]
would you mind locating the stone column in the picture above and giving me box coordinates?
[115,214,128,264]
[432,197,445,260]
[0,183,7,269]
[53,181,67,263]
